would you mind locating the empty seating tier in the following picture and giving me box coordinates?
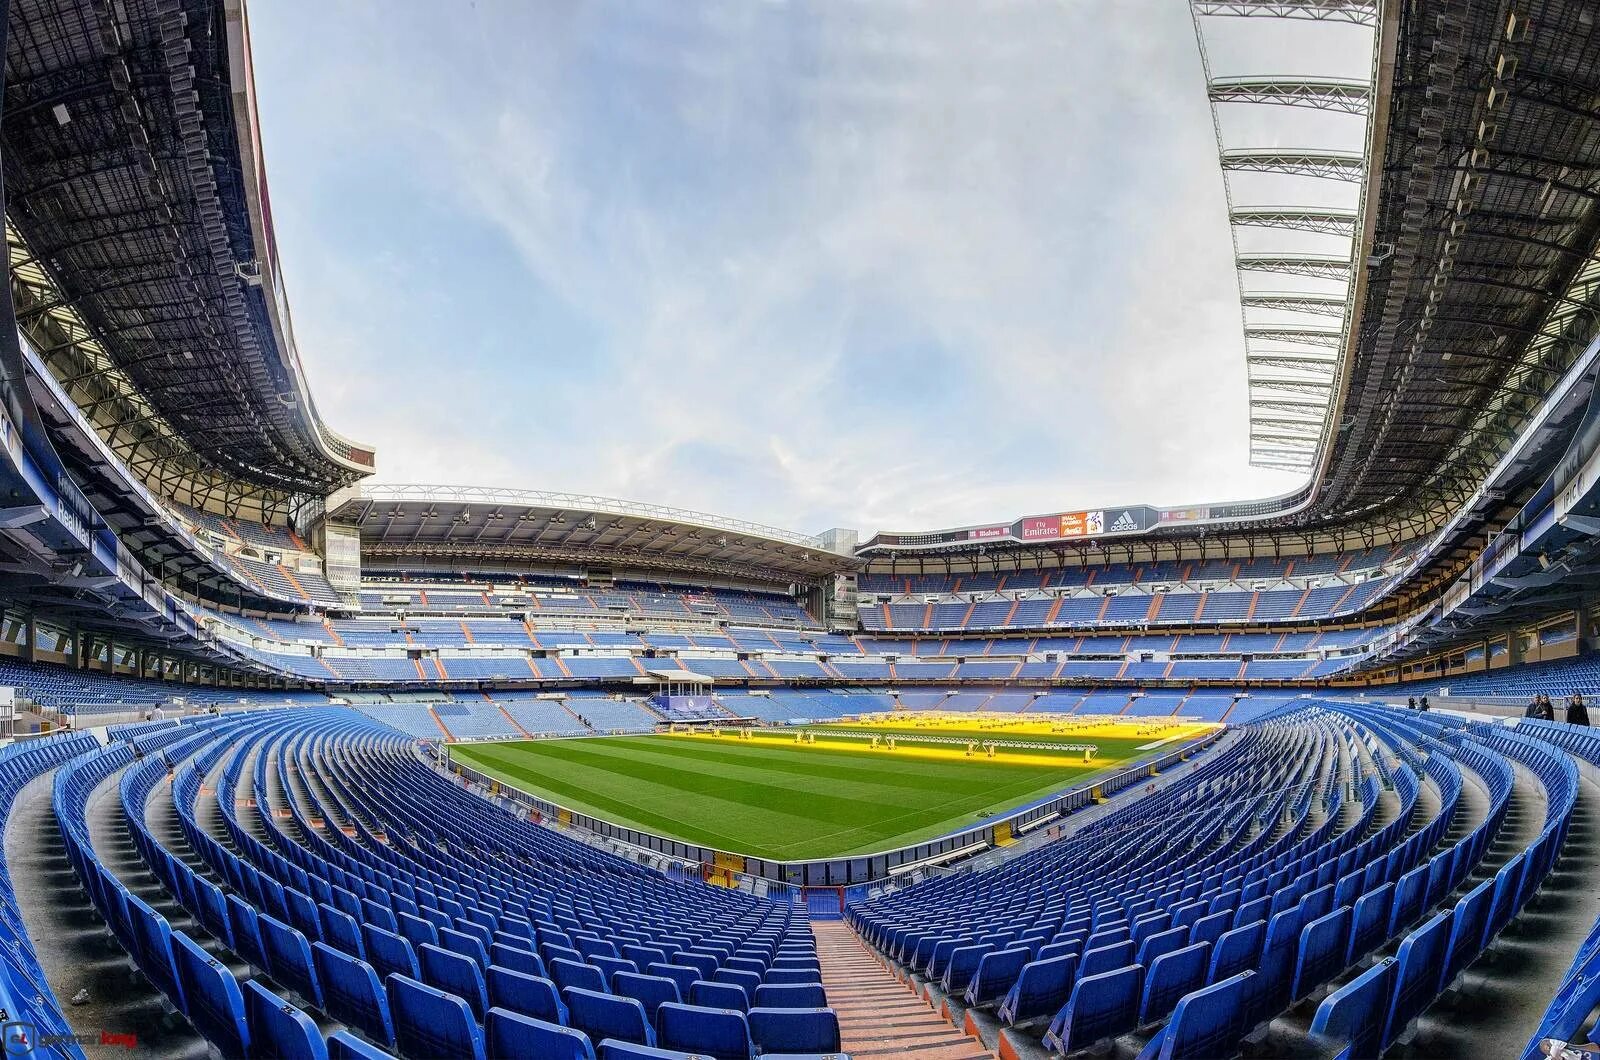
[7,700,1600,1058]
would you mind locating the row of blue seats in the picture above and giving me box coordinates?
[852,702,1565,1057]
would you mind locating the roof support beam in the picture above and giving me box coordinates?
[1244,326,1345,347]
[1230,209,1359,237]
[1192,0,1376,24]
[1237,254,1352,280]
[1220,149,1366,181]
[1208,77,1371,113]
[1241,292,1351,316]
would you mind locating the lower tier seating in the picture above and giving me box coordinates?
[5,696,1600,1057]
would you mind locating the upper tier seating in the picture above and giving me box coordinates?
[858,584,1388,632]
[355,579,817,628]
[857,541,1420,595]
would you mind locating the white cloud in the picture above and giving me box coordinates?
[251,0,1312,536]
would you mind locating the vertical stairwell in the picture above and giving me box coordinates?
[813,922,992,1059]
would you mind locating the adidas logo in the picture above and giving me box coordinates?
[1109,511,1139,533]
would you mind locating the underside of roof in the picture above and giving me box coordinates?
[1309,0,1600,527]
[0,0,372,502]
[331,485,855,588]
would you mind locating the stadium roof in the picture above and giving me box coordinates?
[1305,0,1600,530]
[0,0,372,501]
[869,0,1600,570]
[328,484,854,586]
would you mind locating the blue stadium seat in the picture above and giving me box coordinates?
[565,986,656,1048]
[387,974,486,1060]
[942,944,993,995]
[491,942,545,978]
[712,967,763,1004]
[260,914,323,1008]
[1079,941,1135,979]
[243,979,328,1060]
[1208,921,1264,984]
[753,983,825,1010]
[1310,957,1397,1059]
[552,956,609,994]
[486,1007,596,1060]
[1347,883,1393,966]
[1382,911,1453,1051]
[746,1008,841,1054]
[1292,907,1352,1002]
[1158,970,1256,1060]
[488,965,569,1025]
[363,926,419,984]
[656,1002,754,1060]
[419,942,488,1021]
[647,963,702,998]
[1041,964,1143,1053]
[964,947,1030,1009]
[690,980,750,1012]
[171,931,248,1057]
[998,954,1076,1026]
[229,894,269,972]
[1140,942,1209,1023]
[312,942,395,1048]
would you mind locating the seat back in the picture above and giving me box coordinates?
[260,914,323,1008]
[747,1008,841,1054]
[1310,957,1397,1060]
[1382,911,1453,1052]
[1208,920,1263,984]
[1045,964,1143,1054]
[171,931,248,1057]
[242,979,327,1060]
[1292,907,1352,1002]
[486,965,568,1025]
[1160,970,1256,1060]
[1141,942,1210,1024]
[690,980,749,1012]
[563,985,654,1048]
[362,925,419,983]
[998,953,1076,1026]
[657,1001,753,1060]
[386,973,486,1060]
[484,1007,595,1060]
[550,956,607,994]
[419,942,488,1020]
[311,942,395,1048]
[753,982,826,1010]
[1079,940,1135,978]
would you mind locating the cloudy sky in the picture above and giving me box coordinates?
[248,0,1368,535]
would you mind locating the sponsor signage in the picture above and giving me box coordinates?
[966,525,1009,540]
[1160,506,1210,524]
[1059,511,1094,537]
[1018,516,1062,540]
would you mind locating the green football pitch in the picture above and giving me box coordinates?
[451,728,1157,861]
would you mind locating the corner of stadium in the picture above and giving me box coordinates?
[0,1,1595,1058]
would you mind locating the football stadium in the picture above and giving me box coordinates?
[6,0,1600,1058]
